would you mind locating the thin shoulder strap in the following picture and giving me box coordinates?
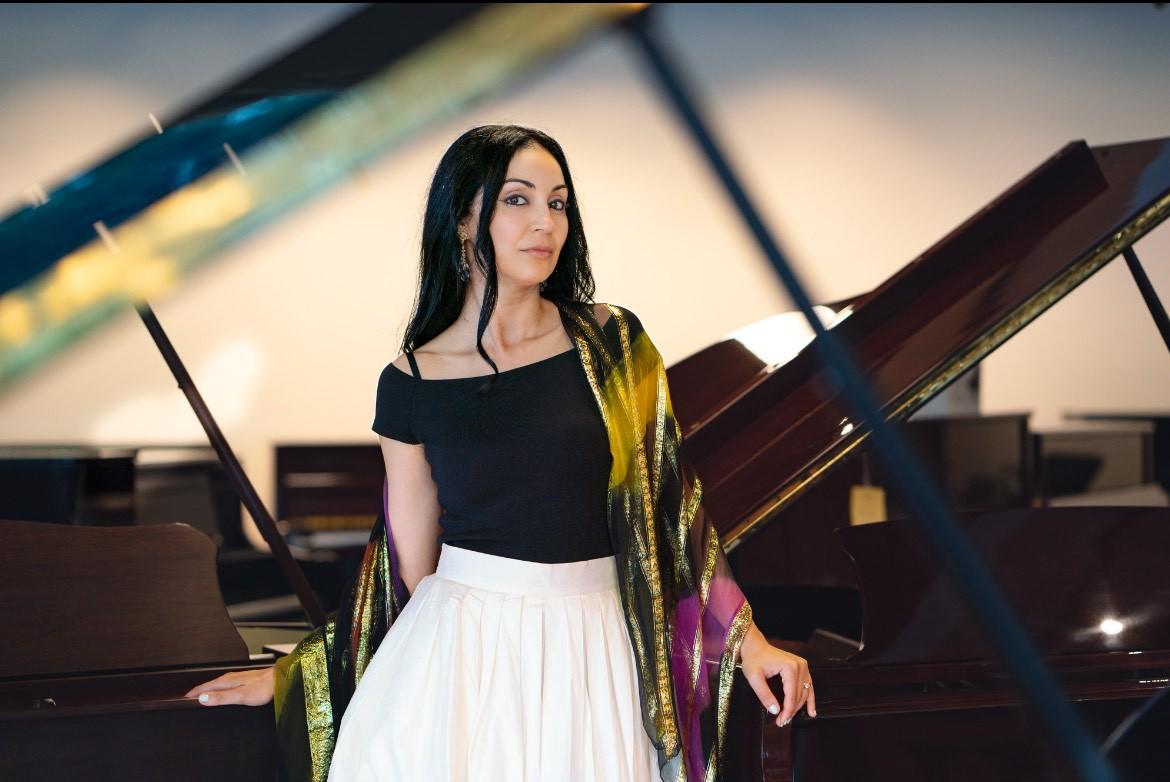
[405,349,421,380]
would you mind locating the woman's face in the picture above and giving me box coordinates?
[460,143,569,292]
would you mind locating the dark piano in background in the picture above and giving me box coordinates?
[275,443,391,552]
[662,135,1170,780]
[0,443,381,620]
[1056,411,1170,499]
[1036,426,1148,498]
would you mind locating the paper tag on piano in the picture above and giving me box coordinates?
[849,485,887,526]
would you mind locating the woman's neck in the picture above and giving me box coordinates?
[456,293,560,352]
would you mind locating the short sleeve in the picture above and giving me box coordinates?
[371,362,420,444]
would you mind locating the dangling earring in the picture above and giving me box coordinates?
[456,228,471,282]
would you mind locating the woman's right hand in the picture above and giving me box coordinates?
[184,665,275,707]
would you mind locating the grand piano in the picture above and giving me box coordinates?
[659,135,1170,780]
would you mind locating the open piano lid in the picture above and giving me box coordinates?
[689,136,1170,549]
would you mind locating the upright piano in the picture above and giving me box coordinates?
[661,135,1170,779]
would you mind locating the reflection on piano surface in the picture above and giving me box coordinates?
[726,508,1170,781]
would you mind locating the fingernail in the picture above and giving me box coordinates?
[781,718,791,727]
[768,704,779,715]
[198,693,209,704]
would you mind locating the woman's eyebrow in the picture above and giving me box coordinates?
[503,178,568,192]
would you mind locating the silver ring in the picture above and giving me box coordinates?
[802,681,811,689]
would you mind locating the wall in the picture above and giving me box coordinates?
[2,4,1167,545]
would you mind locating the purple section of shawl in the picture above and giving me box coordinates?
[671,573,746,780]
[382,477,409,609]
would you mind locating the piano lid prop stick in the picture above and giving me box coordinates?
[135,300,326,627]
[1122,247,1170,355]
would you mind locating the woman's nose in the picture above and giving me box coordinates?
[532,206,557,229]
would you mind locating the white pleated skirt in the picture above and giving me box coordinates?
[327,542,663,782]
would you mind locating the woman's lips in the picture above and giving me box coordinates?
[524,248,553,258]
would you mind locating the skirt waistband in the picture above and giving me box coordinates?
[434,543,619,596]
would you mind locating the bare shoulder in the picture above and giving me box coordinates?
[593,302,641,331]
[392,326,488,380]
[390,353,412,376]
[592,302,613,328]
[389,327,456,378]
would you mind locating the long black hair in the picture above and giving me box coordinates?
[400,124,603,394]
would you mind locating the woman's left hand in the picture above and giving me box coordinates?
[738,621,816,727]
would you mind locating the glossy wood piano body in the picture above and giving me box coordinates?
[0,520,280,782]
[724,507,1170,781]
[661,135,1170,779]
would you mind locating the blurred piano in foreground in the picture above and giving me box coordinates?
[660,135,1170,780]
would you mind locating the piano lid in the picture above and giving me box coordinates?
[686,136,1170,549]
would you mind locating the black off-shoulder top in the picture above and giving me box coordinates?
[371,314,621,564]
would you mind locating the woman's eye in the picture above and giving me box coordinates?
[504,194,566,212]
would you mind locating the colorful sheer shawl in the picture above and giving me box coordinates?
[272,303,753,782]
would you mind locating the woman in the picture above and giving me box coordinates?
[185,125,816,781]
